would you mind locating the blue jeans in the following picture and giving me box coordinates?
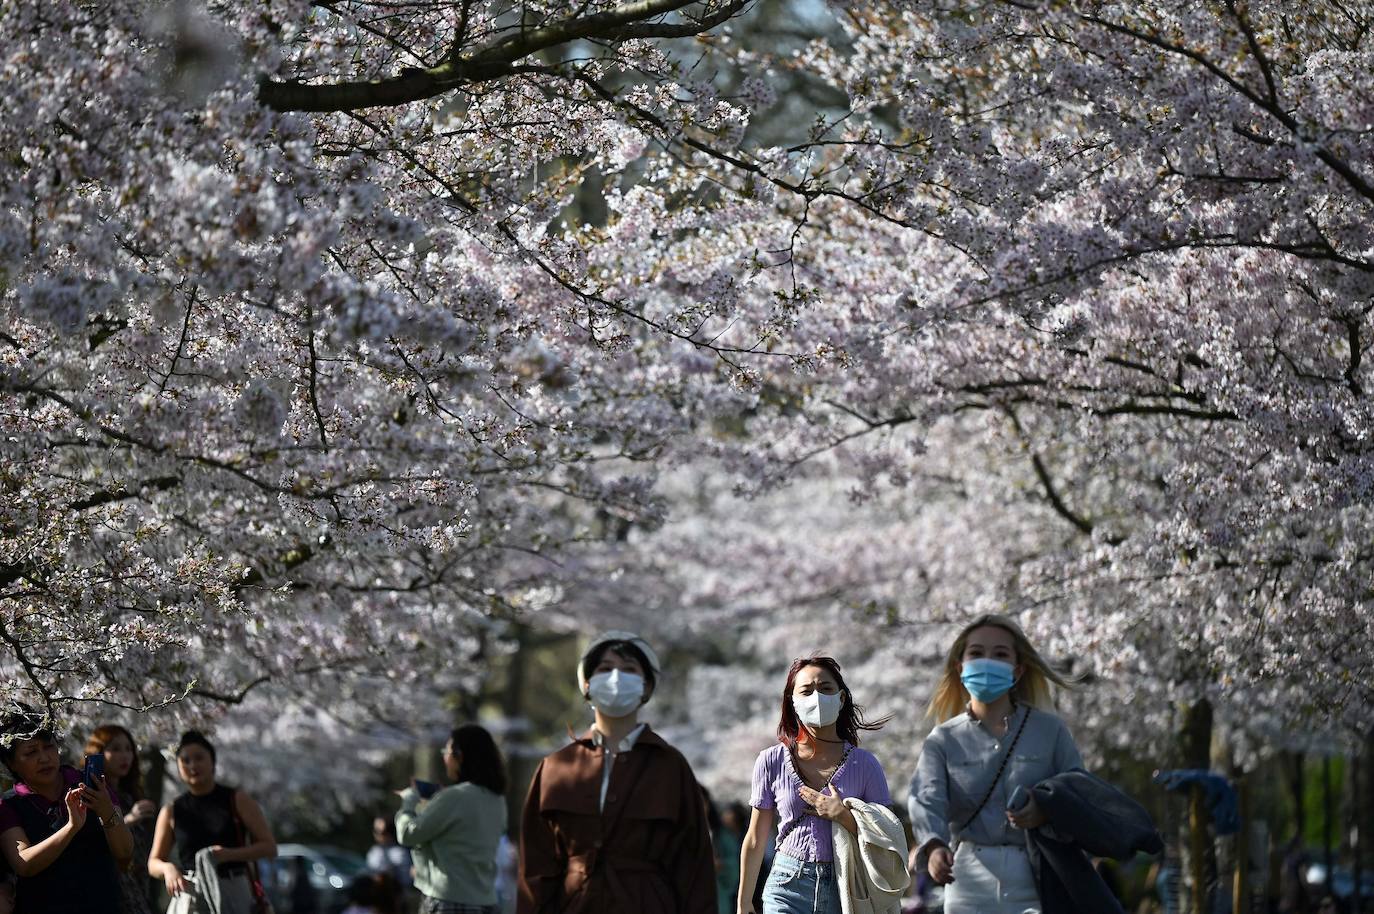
[762,853,841,914]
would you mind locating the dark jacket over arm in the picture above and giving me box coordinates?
[1026,768,1165,914]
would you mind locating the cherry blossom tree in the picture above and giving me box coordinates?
[0,0,766,816]
[4,0,1374,836]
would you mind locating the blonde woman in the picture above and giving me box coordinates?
[907,615,1081,914]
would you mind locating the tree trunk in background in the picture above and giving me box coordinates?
[414,741,439,783]
[1292,752,1306,842]
[1234,772,1250,914]
[145,748,166,806]
[1289,752,1308,914]
[503,622,532,840]
[1180,698,1214,914]
[1324,756,1335,899]
[1355,732,1374,914]
[1352,748,1363,914]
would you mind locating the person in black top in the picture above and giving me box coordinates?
[148,731,277,914]
[0,710,133,914]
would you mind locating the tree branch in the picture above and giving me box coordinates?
[67,475,182,512]
[1029,452,1095,536]
[189,676,271,705]
[0,616,56,707]
[1004,407,1094,536]
[259,0,748,112]
[236,534,333,590]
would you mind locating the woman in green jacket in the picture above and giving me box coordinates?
[396,724,508,914]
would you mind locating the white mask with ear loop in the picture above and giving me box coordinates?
[585,669,646,718]
[793,691,843,728]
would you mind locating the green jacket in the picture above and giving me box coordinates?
[397,782,507,904]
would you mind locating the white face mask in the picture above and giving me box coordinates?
[586,670,646,718]
[792,690,843,728]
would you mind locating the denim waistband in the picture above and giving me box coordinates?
[774,852,835,874]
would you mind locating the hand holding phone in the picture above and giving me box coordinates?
[80,754,118,822]
[413,779,439,799]
[1006,785,1029,812]
[83,754,105,789]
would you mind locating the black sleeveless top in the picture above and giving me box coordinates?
[2,768,121,914]
[172,784,246,875]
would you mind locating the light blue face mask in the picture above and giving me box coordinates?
[961,658,1016,702]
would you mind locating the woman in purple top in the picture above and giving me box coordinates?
[737,656,892,914]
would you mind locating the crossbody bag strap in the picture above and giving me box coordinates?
[230,790,262,884]
[957,706,1033,833]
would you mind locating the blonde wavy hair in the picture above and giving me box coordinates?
[926,613,1076,723]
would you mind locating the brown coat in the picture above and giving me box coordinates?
[517,727,716,914]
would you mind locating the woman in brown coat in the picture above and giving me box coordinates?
[517,631,716,914]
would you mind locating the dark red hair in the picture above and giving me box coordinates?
[776,656,889,748]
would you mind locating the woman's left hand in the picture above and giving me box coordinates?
[83,776,118,821]
[1007,793,1048,830]
[798,783,846,821]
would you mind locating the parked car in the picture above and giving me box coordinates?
[1304,860,1374,903]
[262,843,370,914]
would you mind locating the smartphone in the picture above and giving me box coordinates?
[83,753,105,789]
[413,779,439,799]
[1006,785,1029,812]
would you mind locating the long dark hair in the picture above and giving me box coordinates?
[85,724,145,802]
[452,724,507,795]
[776,656,888,748]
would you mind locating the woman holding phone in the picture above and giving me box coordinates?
[0,711,132,914]
[395,723,508,914]
[907,614,1082,914]
[86,725,157,914]
[147,730,277,914]
[736,655,893,914]
[518,631,716,914]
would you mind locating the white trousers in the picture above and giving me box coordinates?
[943,843,1040,914]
